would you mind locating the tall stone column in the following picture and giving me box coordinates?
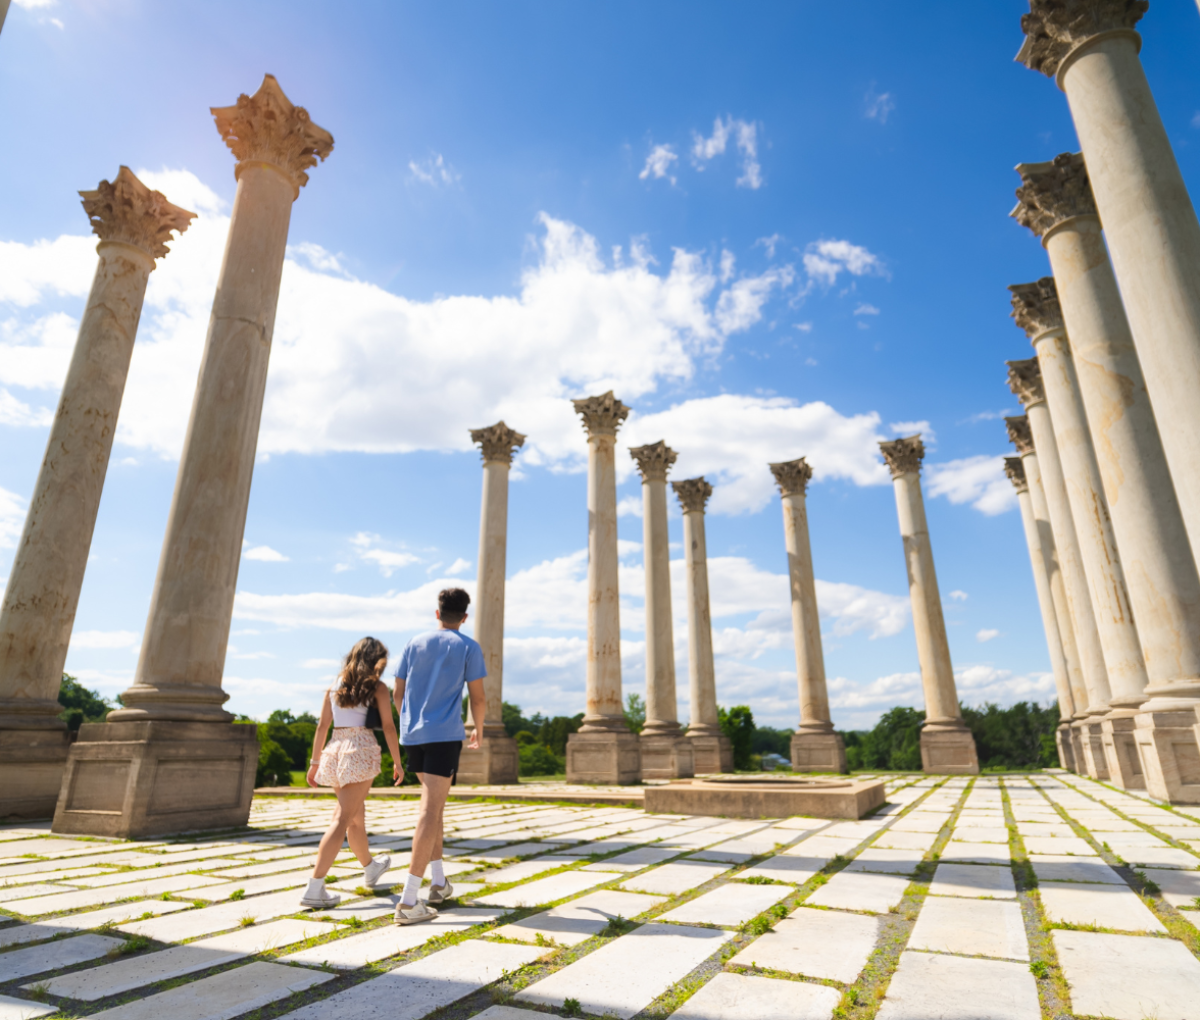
[565,392,640,784]
[768,459,846,773]
[1018,2,1200,576]
[54,76,333,837]
[0,169,193,818]
[1010,281,1149,789]
[1013,154,1200,801]
[672,478,732,774]
[1008,359,1112,779]
[458,422,525,786]
[1003,456,1076,772]
[878,436,979,775]
[1006,415,1089,771]
[629,442,693,780]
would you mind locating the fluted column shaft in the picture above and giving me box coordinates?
[680,504,718,736]
[476,460,511,731]
[640,474,678,735]
[582,432,624,730]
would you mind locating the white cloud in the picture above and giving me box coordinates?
[889,420,934,445]
[802,239,885,287]
[408,153,460,187]
[691,116,762,189]
[13,0,58,9]
[244,545,289,563]
[301,658,341,670]
[925,455,1016,516]
[976,629,1001,642]
[714,265,795,334]
[1191,111,1200,130]
[853,303,880,316]
[348,532,421,577]
[0,487,26,549]
[755,235,782,259]
[445,558,472,577]
[864,87,895,124]
[69,630,140,650]
[639,144,678,185]
[692,117,730,162]
[949,590,969,602]
[719,250,735,284]
[794,322,813,333]
[616,495,643,518]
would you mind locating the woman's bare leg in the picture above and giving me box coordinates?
[312,779,373,878]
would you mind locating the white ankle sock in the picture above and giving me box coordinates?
[305,877,325,898]
[401,872,422,907]
[430,859,445,886]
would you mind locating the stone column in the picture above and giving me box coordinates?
[1008,359,1112,778]
[629,442,693,780]
[0,169,193,818]
[1003,456,1076,772]
[457,422,525,786]
[768,459,846,773]
[878,436,979,774]
[1006,415,1089,772]
[1018,2,1200,576]
[1013,154,1200,801]
[1010,281,1149,789]
[672,478,732,774]
[565,391,640,784]
[54,76,333,838]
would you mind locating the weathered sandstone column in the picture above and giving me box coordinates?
[1008,359,1112,778]
[878,436,979,774]
[629,442,693,781]
[1006,415,1089,771]
[1018,2,1200,574]
[1003,456,1076,772]
[769,459,846,773]
[1013,154,1200,801]
[1011,281,1148,788]
[672,478,732,774]
[0,169,193,818]
[54,76,333,837]
[565,392,640,784]
[458,422,525,786]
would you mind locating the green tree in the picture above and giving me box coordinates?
[537,714,583,756]
[718,705,756,770]
[751,725,793,758]
[960,701,1059,770]
[519,742,564,777]
[840,706,925,771]
[623,693,646,734]
[57,673,111,731]
[256,738,291,787]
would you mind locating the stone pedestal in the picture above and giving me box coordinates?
[565,729,641,785]
[919,724,980,775]
[791,731,847,773]
[687,732,733,775]
[1074,720,1110,781]
[639,734,694,781]
[457,724,519,787]
[0,730,73,818]
[1101,714,1146,791]
[1055,722,1077,772]
[1134,709,1200,804]
[52,721,257,838]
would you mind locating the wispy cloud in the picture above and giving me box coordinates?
[925,455,1016,516]
[949,590,969,602]
[864,86,895,124]
[853,303,880,316]
[802,239,886,287]
[408,152,460,187]
[691,116,763,189]
[350,532,421,577]
[977,629,1000,642]
[639,144,678,185]
[244,544,289,563]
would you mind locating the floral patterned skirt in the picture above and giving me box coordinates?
[315,727,380,787]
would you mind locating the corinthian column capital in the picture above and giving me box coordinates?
[629,440,677,482]
[1012,153,1097,239]
[1006,414,1037,455]
[1005,456,1030,493]
[211,74,334,194]
[1016,0,1147,78]
[1007,359,1048,409]
[879,436,924,478]
[769,458,813,497]
[79,167,195,260]
[572,391,629,438]
[470,421,526,465]
[1010,278,1064,339]
[672,477,712,513]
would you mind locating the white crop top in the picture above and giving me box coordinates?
[329,687,372,728]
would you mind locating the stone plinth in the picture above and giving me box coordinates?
[1101,716,1146,791]
[791,731,848,773]
[919,725,980,775]
[638,734,694,782]
[644,776,885,820]
[687,733,733,775]
[0,729,73,818]
[1056,723,1077,773]
[457,728,520,787]
[1137,709,1200,804]
[565,730,641,786]
[52,721,257,837]
[1074,720,1110,782]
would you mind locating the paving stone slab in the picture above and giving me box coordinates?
[1038,881,1166,932]
[556,840,638,857]
[1020,836,1096,857]
[0,932,125,983]
[1106,842,1200,869]
[0,883,74,902]
[938,841,1012,865]
[121,889,314,942]
[474,857,574,886]
[279,940,547,1020]
[186,866,359,902]
[619,860,730,896]
[950,826,1009,843]
[782,837,858,859]
[657,882,792,927]
[1028,854,1124,884]
[0,995,55,1020]
[889,817,947,834]
[727,906,877,982]
[1052,928,1200,1020]
[667,971,840,1020]
[1139,866,1200,910]
[0,839,100,858]
[454,842,568,862]
[71,860,241,887]
[872,830,938,852]
[516,922,733,1019]
[876,950,1040,1020]
[580,846,681,872]
[805,871,909,913]
[3,873,226,916]
[474,869,609,907]
[907,895,1028,960]
[282,908,503,968]
[685,847,754,864]
[494,890,665,945]
[927,862,1016,899]
[844,847,923,875]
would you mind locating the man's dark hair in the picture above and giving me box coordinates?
[439,587,470,624]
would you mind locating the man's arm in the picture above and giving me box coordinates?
[466,678,486,750]
[393,676,406,708]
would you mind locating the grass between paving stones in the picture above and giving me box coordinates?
[1066,776,1200,858]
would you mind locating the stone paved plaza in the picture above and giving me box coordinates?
[1,774,1199,1020]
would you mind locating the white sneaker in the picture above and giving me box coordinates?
[300,888,341,909]
[426,879,453,905]
[394,900,438,925]
[364,854,392,888]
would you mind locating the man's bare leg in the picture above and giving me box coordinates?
[402,772,452,905]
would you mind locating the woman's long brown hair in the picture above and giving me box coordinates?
[335,636,389,708]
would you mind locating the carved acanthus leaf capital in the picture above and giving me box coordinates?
[879,435,924,478]
[769,458,814,497]
[1010,278,1064,339]
[79,166,195,260]
[1004,456,1030,493]
[1016,0,1147,78]
[573,391,629,438]
[629,441,677,482]
[1012,152,1097,238]
[672,477,713,513]
[211,74,333,194]
[1007,359,1047,409]
[1005,414,1037,455]
[470,421,526,465]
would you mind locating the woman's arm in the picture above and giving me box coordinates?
[376,680,403,786]
[306,690,333,788]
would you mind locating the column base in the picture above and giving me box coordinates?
[790,731,848,773]
[0,728,73,819]
[1069,723,1087,776]
[919,724,979,775]
[687,733,733,775]
[1055,723,1077,773]
[1101,714,1146,790]
[1132,707,1200,804]
[457,731,519,785]
[639,734,694,781]
[565,729,641,785]
[52,720,258,838]
[1074,719,1110,781]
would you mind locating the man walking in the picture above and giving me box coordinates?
[392,587,486,924]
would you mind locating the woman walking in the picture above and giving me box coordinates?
[301,636,402,908]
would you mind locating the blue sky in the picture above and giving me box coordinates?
[4,1,1200,730]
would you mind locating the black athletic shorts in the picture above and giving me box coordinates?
[404,740,463,783]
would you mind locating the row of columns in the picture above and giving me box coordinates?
[1000,1,1200,802]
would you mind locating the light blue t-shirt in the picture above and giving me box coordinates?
[394,629,486,745]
